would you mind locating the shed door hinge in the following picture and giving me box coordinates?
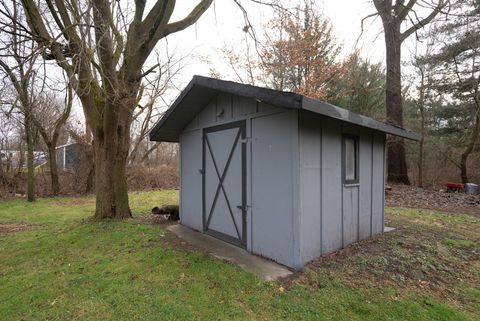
[198,169,204,174]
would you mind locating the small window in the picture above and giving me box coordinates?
[343,135,359,184]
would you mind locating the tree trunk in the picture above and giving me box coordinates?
[460,153,468,184]
[85,151,94,193]
[418,121,425,187]
[47,144,60,195]
[93,101,133,219]
[384,27,410,184]
[460,107,480,184]
[25,116,35,202]
[418,69,426,188]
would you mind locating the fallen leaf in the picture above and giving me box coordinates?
[178,272,185,284]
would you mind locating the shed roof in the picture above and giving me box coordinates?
[149,75,420,142]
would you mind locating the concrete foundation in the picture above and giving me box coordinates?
[167,224,293,281]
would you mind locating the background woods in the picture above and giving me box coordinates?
[0,0,478,207]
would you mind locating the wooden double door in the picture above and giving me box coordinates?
[202,121,247,247]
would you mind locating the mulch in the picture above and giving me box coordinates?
[386,184,480,217]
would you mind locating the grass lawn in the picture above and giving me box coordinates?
[0,190,479,320]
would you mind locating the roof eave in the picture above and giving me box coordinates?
[149,76,421,142]
[149,75,303,142]
[301,97,421,141]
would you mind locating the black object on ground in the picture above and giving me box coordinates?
[151,205,180,221]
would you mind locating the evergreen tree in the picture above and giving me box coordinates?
[422,1,480,183]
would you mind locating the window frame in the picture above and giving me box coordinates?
[342,134,359,185]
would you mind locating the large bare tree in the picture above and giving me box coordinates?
[10,0,212,218]
[371,0,447,184]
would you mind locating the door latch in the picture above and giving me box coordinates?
[236,205,250,211]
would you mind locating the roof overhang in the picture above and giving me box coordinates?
[302,97,421,141]
[149,76,420,142]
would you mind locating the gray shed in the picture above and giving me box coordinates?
[150,76,420,270]
[56,142,83,171]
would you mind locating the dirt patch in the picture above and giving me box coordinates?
[0,223,32,235]
[386,184,480,217]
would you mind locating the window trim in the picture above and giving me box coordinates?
[342,134,359,185]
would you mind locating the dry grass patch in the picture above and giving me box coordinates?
[0,223,32,235]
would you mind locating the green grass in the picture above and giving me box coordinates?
[0,192,478,320]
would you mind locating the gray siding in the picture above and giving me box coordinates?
[179,95,386,270]
[183,92,281,131]
[320,118,343,255]
[342,185,359,246]
[65,144,81,169]
[372,132,385,235]
[180,93,296,267]
[358,129,373,240]
[179,129,203,231]
[298,111,385,266]
[55,144,83,171]
[298,112,322,264]
[251,110,297,268]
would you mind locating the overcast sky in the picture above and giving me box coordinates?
[162,0,387,89]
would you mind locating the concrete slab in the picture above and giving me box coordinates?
[167,224,293,281]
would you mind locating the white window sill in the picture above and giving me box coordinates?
[343,183,360,188]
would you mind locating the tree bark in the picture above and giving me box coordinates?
[384,26,410,184]
[46,143,60,195]
[94,141,131,219]
[85,148,94,193]
[460,108,480,184]
[418,107,425,187]
[417,65,426,188]
[24,115,35,202]
[92,97,134,219]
